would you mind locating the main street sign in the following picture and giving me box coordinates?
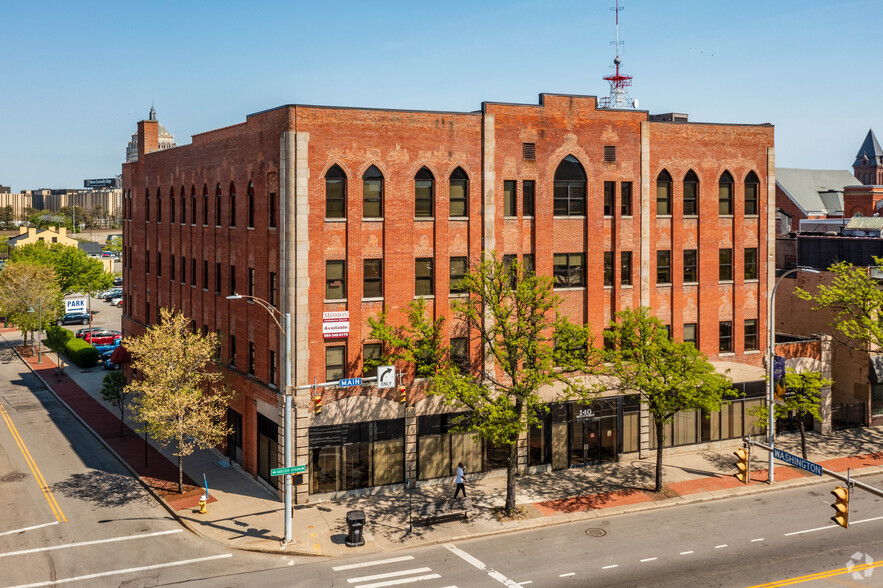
[271,465,306,476]
[773,448,822,476]
[339,377,362,387]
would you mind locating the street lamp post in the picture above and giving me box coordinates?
[767,267,819,483]
[227,293,293,544]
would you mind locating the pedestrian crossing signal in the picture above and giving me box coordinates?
[734,447,750,484]
[831,486,849,528]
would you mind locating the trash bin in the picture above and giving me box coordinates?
[345,510,366,547]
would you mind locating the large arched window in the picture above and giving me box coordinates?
[719,171,734,215]
[656,170,672,215]
[190,186,196,225]
[157,187,162,222]
[362,165,383,219]
[325,165,346,219]
[215,183,222,226]
[169,187,175,224]
[449,167,468,217]
[229,182,236,227]
[554,155,586,216]
[744,171,759,215]
[180,186,186,224]
[145,188,150,222]
[415,167,434,218]
[202,184,209,225]
[247,181,255,228]
[683,170,699,216]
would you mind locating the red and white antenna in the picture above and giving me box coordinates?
[600,0,638,109]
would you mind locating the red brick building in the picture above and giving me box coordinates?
[122,95,775,501]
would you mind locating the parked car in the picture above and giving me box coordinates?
[100,347,121,370]
[57,311,90,326]
[101,288,122,301]
[75,326,103,338]
[83,330,121,346]
[113,277,123,286]
[109,294,123,306]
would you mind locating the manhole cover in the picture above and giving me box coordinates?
[1,472,26,483]
[585,528,607,537]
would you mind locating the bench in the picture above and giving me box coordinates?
[418,498,472,525]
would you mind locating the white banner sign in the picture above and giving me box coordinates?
[323,311,349,339]
[65,297,87,313]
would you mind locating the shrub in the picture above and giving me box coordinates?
[65,337,99,368]
[45,325,73,351]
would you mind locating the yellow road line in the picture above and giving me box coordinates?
[747,559,883,587]
[0,404,66,523]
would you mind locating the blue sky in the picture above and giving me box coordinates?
[1,0,880,191]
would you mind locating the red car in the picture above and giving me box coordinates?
[83,330,122,346]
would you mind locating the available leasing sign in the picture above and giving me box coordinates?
[322,311,349,339]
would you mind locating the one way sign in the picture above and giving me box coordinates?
[377,366,395,389]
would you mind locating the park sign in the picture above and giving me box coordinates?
[773,448,822,476]
[64,296,87,313]
[271,465,306,476]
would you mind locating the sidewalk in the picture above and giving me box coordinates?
[7,329,883,558]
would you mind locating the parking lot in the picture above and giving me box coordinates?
[58,293,122,338]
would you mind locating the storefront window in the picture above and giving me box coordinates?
[309,419,405,493]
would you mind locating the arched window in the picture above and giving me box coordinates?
[190,186,196,225]
[656,170,672,215]
[215,184,222,226]
[449,167,468,217]
[247,182,255,228]
[202,184,208,225]
[169,187,175,224]
[229,182,236,227]
[145,188,150,222]
[744,171,759,215]
[719,171,734,215]
[157,187,162,222]
[362,165,383,219]
[325,165,346,219]
[554,155,586,216]
[683,170,699,216]
[180,186,186,224]
[415,167,434,218]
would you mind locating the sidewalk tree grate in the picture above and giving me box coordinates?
[1,472,26,482]
[585,528,607,537]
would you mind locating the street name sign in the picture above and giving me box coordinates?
[271,465,306,476]
[339,377,362,387]
[773,448,822,476]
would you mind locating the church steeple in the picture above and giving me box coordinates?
[149,104,157,121]
[853,129,883,185]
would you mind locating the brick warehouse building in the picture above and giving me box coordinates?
[121,94,775,502]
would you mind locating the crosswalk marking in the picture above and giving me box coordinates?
[354,575,441,588]
[348,567,433,583]
[333,556,415,571]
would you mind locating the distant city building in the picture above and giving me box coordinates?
[125,106,176,163]
[0,185,10,194]
[7,226,78,249]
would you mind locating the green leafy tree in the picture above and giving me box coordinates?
[371,255,600,515]
[101,371,130,438]
[104,236,122,256]
[795,258,883,352]
[127,309,233,493]
[749,368,831,459]
[0,261,62,346]
[367,297,447,378]
[10,241,113,294]
[604,307,735,493]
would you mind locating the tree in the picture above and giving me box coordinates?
[604,307,735,493]
[367,297,446,378]
[795,258,883,352]
[749,368,830,459]
[370,255,600,516]
[0,261,62,346]
[126,309,233,493]
[10,241,113,294]
[101,371,130,438]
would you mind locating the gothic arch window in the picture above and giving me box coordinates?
[170,187,175,224]
[449,167,468,217]
[229,182,236,228]
[247,181,255,228]
[683,170,699,216]
[180,186,186,224]
[553,155,586,216]
[145,188,150,222]
[215,183,222,226]
[202,184,209,225]
[744,171,759,215]
[415,167,434,218]
[362,165,383,219]
[656,170,672,215]
[325,165,346,219]
[190,186,196,225]
[719,171,734,216]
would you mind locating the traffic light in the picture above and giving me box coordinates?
[399,386,407,405]
[314,393,322,415]
[831,486,850,528]
[734,446,750,484]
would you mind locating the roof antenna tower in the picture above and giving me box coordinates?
[600,0,638,109]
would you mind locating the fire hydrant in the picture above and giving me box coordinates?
[198,495,208,515]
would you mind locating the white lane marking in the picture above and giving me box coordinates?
[784,515,883,536]
[8,553,232,588]
[349,568,433,583]
[355,574,441,588]
[443,544,520,587]
[517,582,533,585]
[0,529,181,558]
[559,573,575,577]
[0,521,59,537]
[640,558,657,562]
[715,544,728,549]
[334,556,415,571]
[750,538,765,542]
[850,514,883,526]
[602,565,618,570]
[680,551,694,555]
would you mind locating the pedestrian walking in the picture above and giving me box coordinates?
[453,462,467,499]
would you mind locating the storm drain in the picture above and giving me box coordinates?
[585,528,607,537]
